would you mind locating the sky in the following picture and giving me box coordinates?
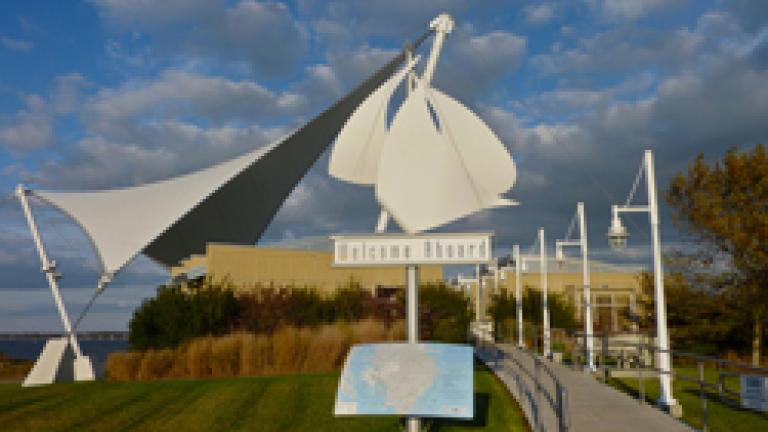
[0,0,767,332]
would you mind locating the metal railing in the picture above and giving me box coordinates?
[477,339,569,432]
[568,331,768,432]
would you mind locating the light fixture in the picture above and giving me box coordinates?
[607,207,629,251]
[555,243,565,270]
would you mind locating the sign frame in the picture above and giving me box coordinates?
[330,232,494,267]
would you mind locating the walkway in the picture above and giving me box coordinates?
[477,343,693,432]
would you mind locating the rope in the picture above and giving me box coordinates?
[625,162,645,207]
[73,286,104,330]
[543,128,650,241]
[564,208,578,241]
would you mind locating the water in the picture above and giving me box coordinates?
[0,340,129,377]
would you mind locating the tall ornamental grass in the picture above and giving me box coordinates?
[107,319,404,381]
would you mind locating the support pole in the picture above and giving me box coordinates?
[15,185,83,358]
[645,150,676,409]
[514,245,523,347]
[475,264,482,322]
[422,14,454,86]
[406,264,420,432]
[578,202,595,371]
[540,228,551,357]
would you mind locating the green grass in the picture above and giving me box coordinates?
[610,367,768,432]
[0,365,528,432]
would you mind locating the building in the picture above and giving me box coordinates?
[171,242,444,296]
[457,258,645,332]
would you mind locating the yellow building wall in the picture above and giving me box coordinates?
[173,243,444,294]
[467,270,642,331]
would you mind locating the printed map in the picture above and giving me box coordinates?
[334,343,473,418]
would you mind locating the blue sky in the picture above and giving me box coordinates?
[1,0,767,331]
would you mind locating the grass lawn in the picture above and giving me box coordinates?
[610,367,768,432]
[0,364,529,432]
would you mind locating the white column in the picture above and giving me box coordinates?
[514,245,523,347]
[645,150,676,407]
[406,264,419,432]
[540,228,550,357]
[578,202,595,371]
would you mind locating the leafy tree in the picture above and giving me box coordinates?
[488,288,517,340]
[129,278,238,350]
[487,287,576,342]
[666,144,768,365]
[418,282,473,343]
[638,269,742,355]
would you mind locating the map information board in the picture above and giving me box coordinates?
[334,343,474,418]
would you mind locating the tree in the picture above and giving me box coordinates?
[666,144,768,365]
[487,287,576,342]
[418,282,473,343]
[638,268,743,355]
[129,278,239,350]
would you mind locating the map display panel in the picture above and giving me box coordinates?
[335,343,473,418]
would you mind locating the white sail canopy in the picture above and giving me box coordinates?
[28,45,422,278]
[374,83,517,233]
[329,56,420,185]
[34,144,276,276]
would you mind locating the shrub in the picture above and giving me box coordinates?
[129,280,238,350]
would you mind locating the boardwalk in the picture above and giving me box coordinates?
[478,343,693,432]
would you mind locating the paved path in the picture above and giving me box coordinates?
[477,343,693,432]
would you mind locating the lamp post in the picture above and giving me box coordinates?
[556,202,595,371]
[607,149,678,411]
[520,229,550,357]
[475,264,483,323]
[513,244,524,347]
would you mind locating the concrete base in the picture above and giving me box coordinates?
[610,368,659,378]
[74,356,95,381]
[662,401,684,419]
[22,337,95,386]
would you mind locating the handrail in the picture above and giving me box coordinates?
[477,340,569,432]
[569,331,768,432]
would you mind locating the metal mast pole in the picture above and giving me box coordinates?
[514,244,523,347]
[540,228,550,357]
[15,185,83,358]
[578,202,595,371]
[645,150,676,408]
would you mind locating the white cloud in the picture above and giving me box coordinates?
[1,36,33,52]
[434,29,527,101]
[0,95,52,154]
[92,0,308,78]
[583,0,686,22]
[525,3,557,24]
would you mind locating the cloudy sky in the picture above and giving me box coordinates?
[0,1,766,331]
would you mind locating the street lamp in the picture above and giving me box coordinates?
[555,202,595,371]
[608,149,678,411]
[520,229,550,357]
[513,244,523,347]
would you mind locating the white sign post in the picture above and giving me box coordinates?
[332,232,493,429]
